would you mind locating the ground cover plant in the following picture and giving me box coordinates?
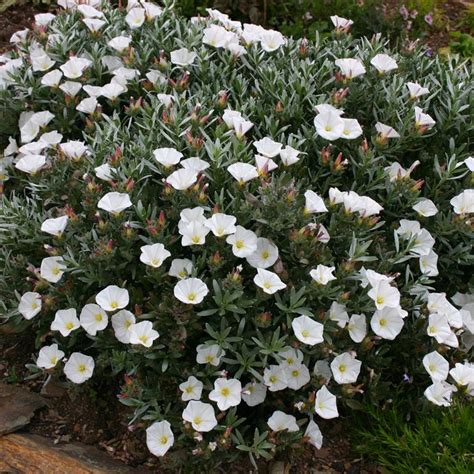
[0,0,473,470]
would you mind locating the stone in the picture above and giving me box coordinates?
[0,433,145,473]
[0,382,46,435]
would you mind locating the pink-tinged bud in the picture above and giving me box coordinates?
[275,101,284,113]
[321,145,331,165]
[299,38,308,57]
[217,90,228,108]
[125,178,135,192]
[412,179,424,191]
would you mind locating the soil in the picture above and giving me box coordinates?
[0,332,379,473]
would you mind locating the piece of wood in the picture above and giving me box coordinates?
[0,433,143,473]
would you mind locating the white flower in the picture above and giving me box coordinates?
[96,285,129,312]
[182,401,217,432]
[153,147,183,167]
[285,363,311,390]
[111,310,136,343]
[51,308,80,337]
[414,106,436,129]
[83,84,104,97]
[419,250,439,277]
[303,420,323,451]
[30,48,55,72]
[375,122,400,138]
[255,155,278,174]
[427,293,463,329]
[341,118,363,139]
[226,226,258,257]
[278,347,304,367]
[203,24,235,48]
[130,321,160,347]
[263,365,288,391]
[254,268,286,294]
[170,48,197,66]
[267,411,299,432]
[449,363,474,386]
[179,221,210,246]
[108,36,132,52]
[60,140,87,159]
[314,110,344,141]
[179,376,204,401]
[280,145,302,166]
[450,189,474,214]
[79,304,108,336]
[209,378,242,411]
[166,169,198,190]
[41,215,68,236]
[64,352,94,384]
[253,137,283,158]
[94,163,114,181]
[77,97,98,114]
[40,256,66,283]
[427,313,455,345]
[35,13,56,26]
[370,54,398,73]
[348,313,367,343]
[292,315,324,346]
[246,238,279,269]
[406,82,429,99]
[59,81,82,97]
[368,281,400,310]
[77,4,104,18]
[83,18,106,33]
[174,278,209,304]
[260,30,286,52]
[242,382,267,406]
[335,58,366,79]
[140,243,171,268]
[310,265,336,285]
[146,420,174,457]
[329,301,349,328]
[100,82,127,100]
[60,57,92,79]
[98,192,132,215]
[315,386,338,419]
[316,104,345,116]
[330,352,362,384]
[413,199,438,217]
[423,351,449,382]
[126,7,145,29]
[15,155,46,174]
[304,190,328,214]
[196,344,225,366]
[464,156,474,172]
[205,213,236,237]
[169,259,193,279]
[371,307,404,340]
[227,162,259,184]
[330,15,353,31]
[37,343,65,369]
[424,381,455,407]
[181,157,210,173]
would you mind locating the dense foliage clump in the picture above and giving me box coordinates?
[0,0,472,469]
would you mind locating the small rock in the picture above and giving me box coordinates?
[0,383,46,435]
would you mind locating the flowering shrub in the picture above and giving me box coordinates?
[0,0,473,469]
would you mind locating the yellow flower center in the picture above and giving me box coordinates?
[235,240,244,249]
[95,313,103,322]
[376,296,384,305]
[50,357,57,365]
[220,387,230,397]
[205,355,215,363]
[269,375,277,383]
[301,330,309,338]
[31,303,38,310]
[160,436,168,444]
[263,282,271,289]
[66,322,74,330]
[52,267,61,275]
[178,270,187,278]
[339,364,347,373]
[185,386,194,393]
[291,369,300,377]
[78,364,86,373]
[139,335,149,344]
[151,258,160,266]
[110,301,118,309]
[325,125,332,132]
[187,292,196,302]
[191,235,201,244]
[193,416,202,426]
[287,357,294,365]
[125,319,132,329]
[379,318,387,327]
[429,364,436,372]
